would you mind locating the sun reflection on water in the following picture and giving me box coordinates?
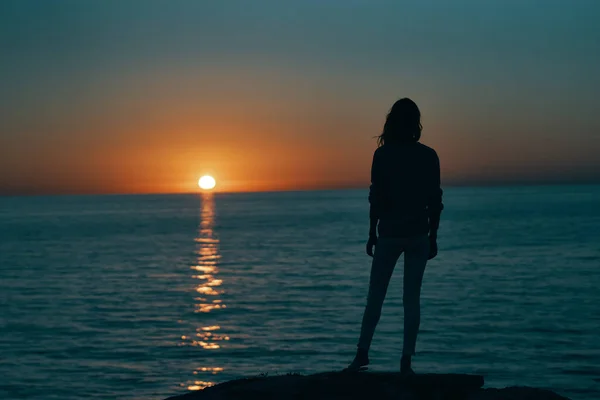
[186,381,213,391]
[181,193,227,391]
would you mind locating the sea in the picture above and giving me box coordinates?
[0,185,599,400]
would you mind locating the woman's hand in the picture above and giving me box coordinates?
[366,235,378,257]
[428,235,438,260]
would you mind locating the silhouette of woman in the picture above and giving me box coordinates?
[347,98,443,376]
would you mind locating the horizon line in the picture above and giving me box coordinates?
[1,180,599,198]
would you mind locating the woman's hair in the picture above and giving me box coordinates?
[377,98,422,146]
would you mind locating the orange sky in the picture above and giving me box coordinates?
[1,2,599,195]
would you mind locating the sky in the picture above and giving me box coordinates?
[1,0,600,195]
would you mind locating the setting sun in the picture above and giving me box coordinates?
[198,175,216,190]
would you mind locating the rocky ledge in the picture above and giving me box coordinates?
[165,371,571,400]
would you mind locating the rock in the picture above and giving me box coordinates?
[164,371,570,400]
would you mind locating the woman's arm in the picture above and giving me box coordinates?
[368,149,383,237]
[427,151,443,237]
[369,212,378,238]
[367,150,382,256]
[427,151,443,259]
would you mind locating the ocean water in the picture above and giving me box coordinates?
[0,186,599,400]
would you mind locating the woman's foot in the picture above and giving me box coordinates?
[400,355,415,378]
[400,366,416,378]
[344,348,369,371]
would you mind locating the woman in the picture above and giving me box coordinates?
[347,98,443,376]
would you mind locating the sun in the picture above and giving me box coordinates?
[198,175,216,190]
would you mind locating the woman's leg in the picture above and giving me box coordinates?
[357,237,403,351]
[402,235,429,358]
